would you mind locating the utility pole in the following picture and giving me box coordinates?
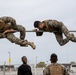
[8,52,11,74]
[3,61,6,75]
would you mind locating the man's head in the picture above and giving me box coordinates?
[21,56,27,64]
[34,21,45,30]
[50,53,58,63]
[34,21,41,28]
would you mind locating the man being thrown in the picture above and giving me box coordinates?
[33,19,76,46]
[0,16,36,49]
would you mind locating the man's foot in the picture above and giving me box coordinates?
[29,42,36,50]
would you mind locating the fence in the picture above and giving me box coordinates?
[0,64,44,75]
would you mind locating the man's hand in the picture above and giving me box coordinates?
[33,29,38,32]
[3,29,16,34]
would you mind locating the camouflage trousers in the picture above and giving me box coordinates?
[13,25,26,40]
[5,33,28,46]
[54,23,76,46]
[0,24,28,46]
[0,16,26,40]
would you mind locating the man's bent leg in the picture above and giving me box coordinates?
[6,33,36,49]
[54,32,69,46]
[14,25,26,40]
[61,24,76,42]
[6,33,28,46]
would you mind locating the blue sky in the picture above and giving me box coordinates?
[0,0,76,65]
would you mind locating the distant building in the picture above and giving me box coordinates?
[62,63,71,68]
[0,65,14,71]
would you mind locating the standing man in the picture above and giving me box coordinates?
[17,56,32,75]
[33,20,76,46]
[43,53,69,75]
[0,16,36,49]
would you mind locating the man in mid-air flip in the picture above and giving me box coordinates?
[0,16,36,49]
[33,19,76,46]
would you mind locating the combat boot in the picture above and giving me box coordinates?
[20,40,36,49]
[28,42,36,50]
